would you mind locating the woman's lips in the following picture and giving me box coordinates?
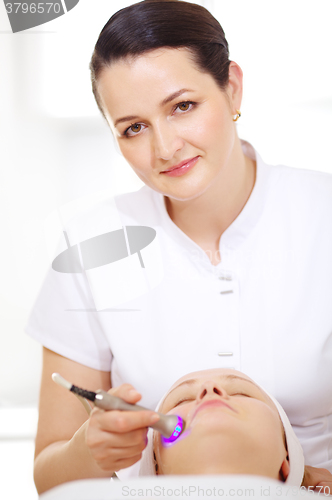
[191,399,236,421]
[160,156,200,177]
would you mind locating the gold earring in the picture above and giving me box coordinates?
[233,110,241,122]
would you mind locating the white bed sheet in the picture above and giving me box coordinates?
[40,475,324,499]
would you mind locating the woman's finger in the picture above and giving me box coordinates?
[87,420,149,449]
[108,383,142,404]
[91,407,159,434]
[99,453,145,472]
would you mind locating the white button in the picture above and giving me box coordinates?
[218,275,232,281]
[220,290,233,295]
[218,352,233,356]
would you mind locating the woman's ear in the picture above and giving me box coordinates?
[279,457,290,482]
[226,61,243,115]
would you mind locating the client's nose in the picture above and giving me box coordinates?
[196,381,229,402]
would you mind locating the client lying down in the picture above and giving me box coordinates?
[138,368,304,487]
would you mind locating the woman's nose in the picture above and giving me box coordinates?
[196,381,229,402]
[152,122,184,161]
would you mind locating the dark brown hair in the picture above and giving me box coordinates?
[90,0,230,118]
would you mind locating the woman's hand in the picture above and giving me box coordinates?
[302,465,332,495]
[34,349,159,494]
[86,383,159,472]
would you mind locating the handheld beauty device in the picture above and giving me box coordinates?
[52,373,184,442]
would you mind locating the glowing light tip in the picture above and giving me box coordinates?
[161,416,184,445]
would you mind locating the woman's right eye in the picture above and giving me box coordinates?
[173,398,194,407]
[124,123,145,137]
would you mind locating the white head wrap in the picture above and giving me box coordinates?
[139,376,304,486]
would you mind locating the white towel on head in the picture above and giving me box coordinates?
[138,382,305,486]
[266,393,305,486]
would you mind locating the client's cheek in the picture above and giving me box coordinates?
[154,433,178,475]
[164,406,192,432]
[167,401,196,439]
[155,434,192,475]
[161,417,191,449]
[165,407,186,417]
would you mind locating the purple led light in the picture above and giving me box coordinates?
[161,416,184,445]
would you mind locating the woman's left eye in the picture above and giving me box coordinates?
[174,101,195,113]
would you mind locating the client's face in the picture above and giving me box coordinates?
[154,369,289,480]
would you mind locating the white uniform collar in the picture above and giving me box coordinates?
[152,140,273,266]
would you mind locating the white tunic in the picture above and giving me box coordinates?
[26,142,332,471]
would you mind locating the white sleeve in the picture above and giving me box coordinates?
[25,266,112,371]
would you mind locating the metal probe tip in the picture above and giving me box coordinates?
[161,416,184,445]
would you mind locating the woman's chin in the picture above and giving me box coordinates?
[143,168,216,203]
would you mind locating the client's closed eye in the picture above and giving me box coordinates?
[173,398,195,407]
[232,393,251,397]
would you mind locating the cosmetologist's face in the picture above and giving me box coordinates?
[97,48,241,201]
[154,368,288,480]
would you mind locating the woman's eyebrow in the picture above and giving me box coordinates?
[114,114,140,128]
[225,375,259,387]
[166,378,198,399]
[160,88,195,106]
[225,375,267,396]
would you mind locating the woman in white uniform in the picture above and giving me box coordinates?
[26,0,332,494]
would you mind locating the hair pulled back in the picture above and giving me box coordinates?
[90,0,231,117]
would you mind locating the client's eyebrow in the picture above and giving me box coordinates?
[166,375,263,400]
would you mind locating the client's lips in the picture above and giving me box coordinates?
[192,399,236,421]
[160,156,200,177]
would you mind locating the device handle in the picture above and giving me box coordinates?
[95,390,178,438]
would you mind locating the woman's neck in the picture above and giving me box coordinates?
[165,141,256,253]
